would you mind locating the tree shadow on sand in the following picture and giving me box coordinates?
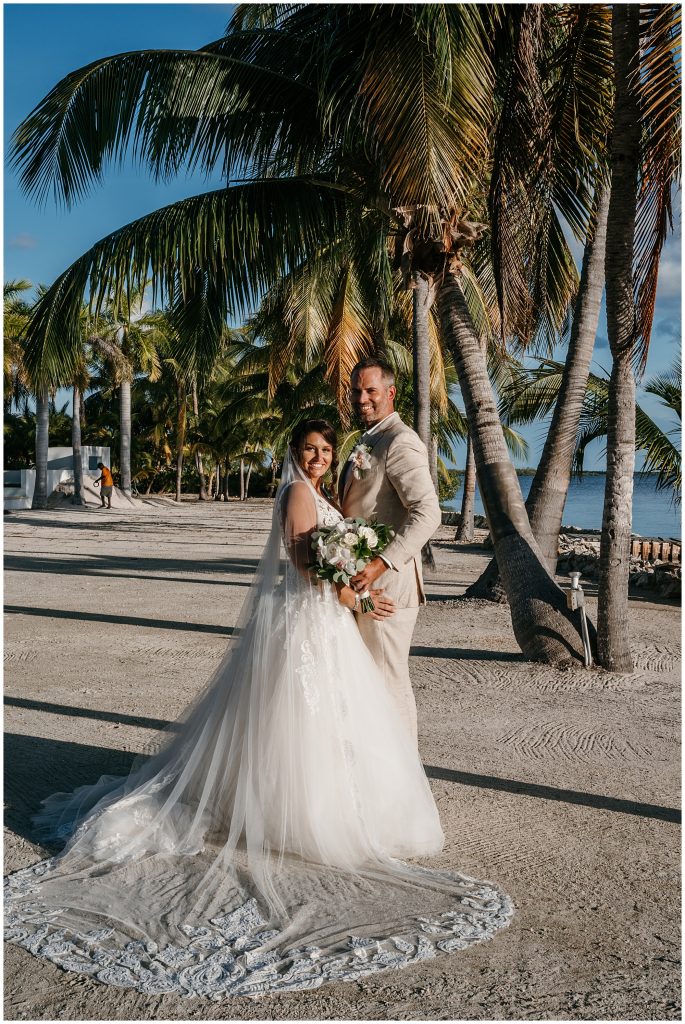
[4,733,141,847]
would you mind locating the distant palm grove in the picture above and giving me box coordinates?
[3,4,681,672]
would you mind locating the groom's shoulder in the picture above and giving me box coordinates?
[386,417,427,454]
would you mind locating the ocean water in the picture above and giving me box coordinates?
[444,472,681,539]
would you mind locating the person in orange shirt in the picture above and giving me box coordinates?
[94,462,114,509]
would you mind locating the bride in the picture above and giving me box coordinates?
[5,420,512,998]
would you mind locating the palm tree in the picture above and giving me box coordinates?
[4,282,54,508]
[599,5,642,672]
[10,4,620,662]
[91,286,162,496]
[465,184,611,596]
[599,4,681,670]
[4,280,32,412]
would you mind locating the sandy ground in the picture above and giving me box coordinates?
[3,499,681,1021]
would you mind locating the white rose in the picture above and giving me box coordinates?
[325,542,342,564]
[342,531,358,547]
[344,560,357,575]
[358,526,378,548]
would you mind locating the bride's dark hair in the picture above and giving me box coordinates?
[290,419,340,504]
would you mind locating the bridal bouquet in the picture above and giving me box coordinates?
[309,518,395,612]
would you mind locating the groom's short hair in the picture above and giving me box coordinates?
[351,357,395,387]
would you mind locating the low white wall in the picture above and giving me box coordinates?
[4,447,111,510]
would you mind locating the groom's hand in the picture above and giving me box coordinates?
[368,589,396,620]
[350,556,387,594]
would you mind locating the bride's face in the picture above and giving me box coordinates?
[297,432,334,486]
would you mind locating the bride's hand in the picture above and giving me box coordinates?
[367,589,395,620]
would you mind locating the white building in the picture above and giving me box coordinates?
[4,446,111,511]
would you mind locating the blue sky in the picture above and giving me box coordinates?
[4,3,682,470]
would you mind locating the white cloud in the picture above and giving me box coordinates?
[8,232,37,250]
[655,250,682,299]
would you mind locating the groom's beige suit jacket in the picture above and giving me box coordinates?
[340,412,441,743]
[339,412,442,607]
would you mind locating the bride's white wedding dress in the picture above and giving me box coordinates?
[5,455,512,998]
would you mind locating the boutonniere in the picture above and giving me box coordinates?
[349,442,373,479]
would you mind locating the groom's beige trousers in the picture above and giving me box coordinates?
[355,607,420,746]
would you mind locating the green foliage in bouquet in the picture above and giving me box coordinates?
[309,518,395,610]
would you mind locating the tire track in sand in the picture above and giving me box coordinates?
[497,721,651,763]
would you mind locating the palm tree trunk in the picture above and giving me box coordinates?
[436,270,587,665]
[175,381,187,503]
[466,184,611,594]
[456,433,476,542]
[412,271,438,570]
[31,387,49,510]
[269,456,279,497]
[239,446,248,501]
[191,380,208,500]
[214,462,222,500]
[245,457,254,500]
[597,5,641,672]
[222,461,230,501]
[526,185,612,570]
[412,271,433,453]
[71,384,86,506]
[429,434,439,492]
[119,380,132,496]
[195,450,208,500]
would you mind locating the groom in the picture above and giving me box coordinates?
[340,357,442,747]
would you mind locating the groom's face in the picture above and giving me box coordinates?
[350,367,396,428]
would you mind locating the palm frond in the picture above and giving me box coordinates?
[644,355,681,420]
[21,177,347,387]
[10,42,320,204]
[323,264,373,424]
[4,279,33,301]
[633,4,682,371]
[319,5,493,224]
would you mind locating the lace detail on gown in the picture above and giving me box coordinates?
[314,491,344,528]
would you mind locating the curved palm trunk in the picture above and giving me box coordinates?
[527,185,611,570]
[222,461,230,501]
[456,433,476,542]
[466,185,611,598]
[31,388,49,510]
[598,6,641,672]
[71,384,86,506]
[119,380,132,496]
[175,381,187,503]
[436,271,586,664]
